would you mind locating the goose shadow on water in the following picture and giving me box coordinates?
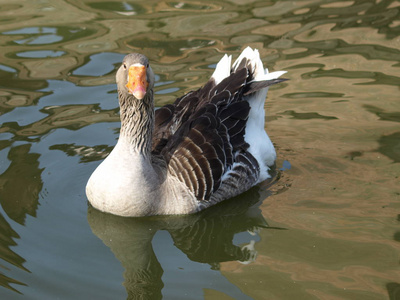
[87,185,283,299]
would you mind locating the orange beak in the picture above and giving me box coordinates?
[126,65,148,100]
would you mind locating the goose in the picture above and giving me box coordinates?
[86,47,287,217]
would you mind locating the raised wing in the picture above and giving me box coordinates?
[152,63,285,201]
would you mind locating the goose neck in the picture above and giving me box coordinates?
[118,90,154,155]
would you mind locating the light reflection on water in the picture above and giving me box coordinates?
[0,0,399,299]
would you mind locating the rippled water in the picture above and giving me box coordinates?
[0,0,399,299]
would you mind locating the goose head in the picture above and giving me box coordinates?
[116,53,155,101]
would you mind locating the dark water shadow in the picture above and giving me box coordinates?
[87,186,283,299]
[0,144,43,225]
[347,131,400,163]
[0,213,28,294]
[279,110,338,120]
[377,132,400,163]
[364,105,400,123]
[0,143,43,294]
[387,282,400,300]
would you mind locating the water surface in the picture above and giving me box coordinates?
[0,0,399,299]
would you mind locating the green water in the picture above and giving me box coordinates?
[0,0,399,299]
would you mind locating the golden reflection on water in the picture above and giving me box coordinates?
[0,0,399,298]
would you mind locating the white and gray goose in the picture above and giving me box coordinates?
[86,47,287,217]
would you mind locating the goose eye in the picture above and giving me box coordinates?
[123,63,127,70]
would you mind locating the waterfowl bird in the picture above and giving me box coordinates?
[86,47,287,217]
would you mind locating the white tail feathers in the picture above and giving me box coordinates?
[211,54,232,85]
[212,47,286,86]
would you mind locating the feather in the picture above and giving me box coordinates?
[244,78,289,95]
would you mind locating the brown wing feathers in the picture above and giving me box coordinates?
[244,78,288,96]
[152,61,263,201]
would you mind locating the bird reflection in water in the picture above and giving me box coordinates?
[87,186,283,299]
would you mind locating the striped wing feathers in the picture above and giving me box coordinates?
[152,62,268,201]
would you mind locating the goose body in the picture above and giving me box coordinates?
[86,47,286,217]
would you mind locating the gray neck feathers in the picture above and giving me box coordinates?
[118,90,154,155]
